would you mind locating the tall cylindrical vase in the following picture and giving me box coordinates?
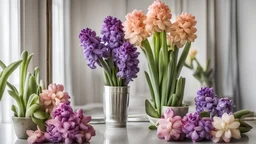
[103,86,129,127]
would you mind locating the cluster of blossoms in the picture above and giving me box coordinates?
[79,16,140,85]
[195,87,233,117]
[182,112,214,142]
[27,84,96,144]
[39,84,70,113]
[79,28,109,69]
[123,0,197,48]
[157,108,241,143]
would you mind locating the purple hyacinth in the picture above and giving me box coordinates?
[195,87,218,116]
[115,42,140,85]
[101,16,125,50]
[216,98,233,117]
[45,103,96,144]
[182,112,214,142]
[79,28,109,69]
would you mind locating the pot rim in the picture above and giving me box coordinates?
[162,105,189,108]
[12,116,32,120]
[104,86,130,88]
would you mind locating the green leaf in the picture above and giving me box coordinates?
[8,90,24,117]
[11,105,18,117]
[26,94,39,109]
[33,67,40,85]
[145,99,160,118]
[171,94,178,106]
[31,115,46,132]
[0,60,23,101]
[19,51,28,96]
[144,71,156,109]
[233,109,252,119]
[176,42,191,78]
[26,103,40,117]
[23,73,31,106]
[239,127,252,133]
[160,31,168,66]
[200,111,210,118]
[239,120,253,129]
[142,39,160,114]
[160,65,168,106]
[148,125,157,130]
[6,82,18,94]
[33,109,49,119]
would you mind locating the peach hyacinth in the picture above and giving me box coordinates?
[170,12,197,48]
[145,0,172,34]
[26,128,45,144]
[39,84,70,113]
[123,9,149,46]
[211,113,241,143]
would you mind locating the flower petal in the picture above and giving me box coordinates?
[212,122,222,129]
[222,135,230,143]
[212,136,220,143]
[225,129,231,138]
[231,129,241,139]
[216,130,224,138]
[228,121,240,129]
[222,113,230,123]
[213,116,222,123]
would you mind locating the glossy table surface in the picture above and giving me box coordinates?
[1,121,256,144]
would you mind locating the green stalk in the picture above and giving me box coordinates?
[154,32,160,72]
[142,39,161,115]
[176,42,191,78]
[160,31,169,66]
[99,58,113,86]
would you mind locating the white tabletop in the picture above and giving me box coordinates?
[1,121,256,144]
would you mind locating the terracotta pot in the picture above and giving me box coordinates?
[12,117,37,139]
[161,105,189,117]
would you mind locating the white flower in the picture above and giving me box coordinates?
[211,113,241,143]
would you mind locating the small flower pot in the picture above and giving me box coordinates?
[147,115,160,126]
[12,117,37,139]
[161,105,189,117]
[103,86,129,128]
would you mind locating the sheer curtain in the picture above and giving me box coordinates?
[0,0,20,123]
[52,0,211,115]
[0,0,47,122]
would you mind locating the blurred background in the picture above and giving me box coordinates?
[1,0,256,122]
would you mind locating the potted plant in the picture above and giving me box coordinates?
[185,49,214,87]
[79,16,140,127]
[122,0,197,124]
[0,51,49,139]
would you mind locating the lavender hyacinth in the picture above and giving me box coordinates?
[182,112,214,142]
[101,16,125,50]
[216,98,233,117]
[195,87,218,116]
[115,42,140,84]
[79,28,109,69]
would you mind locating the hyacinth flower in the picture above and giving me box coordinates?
[211,113,241,143]
[39,83,70,114]
[182,112,214,142]
[184,48,214,87]
[195,87,218,116]
[45,103,96,144]
[124,0,198,118]
[157,108,183,141]
[79,16,140,86]
[26,127,45,144]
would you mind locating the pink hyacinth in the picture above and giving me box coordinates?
[145,0,172,34]
[26,127,45,144]
[123,9,149,46]
[157,108,183,141]
[169,12,197,48]
[39,84,70,113]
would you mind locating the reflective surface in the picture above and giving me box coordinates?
[104,86,129,127]
[2,121,255,144]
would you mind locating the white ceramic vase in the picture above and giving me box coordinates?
[12,117,37,139]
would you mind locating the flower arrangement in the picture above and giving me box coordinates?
[26,84,96,144]
[0,51,49,131]
[79,16,140,86]
[185,48,214,87]
[123,0,197,118]
[156,87,253,143]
